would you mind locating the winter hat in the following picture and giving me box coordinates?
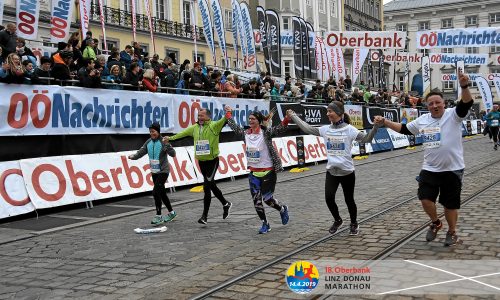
[250,111,264,124]
[328,101,344,116]
[149,122,161,134]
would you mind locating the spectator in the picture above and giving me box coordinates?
[78,58,102,88]
[120,45,134,70]
[107,51,124,72]
[67,31,80,49]
[189,62,208,94]
[0,23,17,58]
[95,55,109,76]
[208,71,222,96]
[176,72,191,95]
[290,85,304,100]
[150,54,161,71]
[33,56,52,84]
[82,38,96,60]
[132,41,143,58]
[142,69,158,92]
[351,88,364,103]
[282,75,292,95]
[71,40,84,70]
[241,79,258,98]
[224,74,242,98]
[103,65,124,90]
[123,62,143,90]
[221,70,231,84]
[261,82,272,100]
[325,85,336,102]
[51,50,74,82]
[358,80,366,91]
[16,38,35,62]
[81,31,93,49]
[325,76,337,89]
[271,82,281,101]
[0,53,26,84]
[335,86,346,102]
[344,75,352,90]
[262,72,274,87]
[22,60,35,84]
[92,38,101,55]
[179,59,190,80]
[161,63,177,92]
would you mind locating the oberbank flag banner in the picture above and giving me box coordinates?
[325,31,407,49]
[0,84,269,136]
[416,27,500,49]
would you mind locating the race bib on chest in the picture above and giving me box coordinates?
[421,127,441,149]
[195,140,210,155]
[492,120,499,127]
[246,147,261,163]
[150,159,160,173]
[326,135,348,156]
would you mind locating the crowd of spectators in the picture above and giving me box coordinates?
[0,24,427,108]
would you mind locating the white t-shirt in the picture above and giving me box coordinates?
[319,124,360,172]
[407,108,464,172]
[245,131,273,169]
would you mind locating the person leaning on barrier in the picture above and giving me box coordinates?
[78,58,102,88]
[224,74,242,98]
[51,50,74,82]
[123,62,143,90]
[103,65,124,90]
[33,56,52,85]
[374,71,473,247]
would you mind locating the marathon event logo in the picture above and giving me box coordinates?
[285,261,319,294]
[323,263,371,292]
[326,31,406,49]
[416,27,500,49]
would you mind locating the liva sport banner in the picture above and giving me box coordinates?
[0,125,481,220]
[0,84,269,136]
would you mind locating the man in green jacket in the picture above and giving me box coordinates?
[166,108,232,224]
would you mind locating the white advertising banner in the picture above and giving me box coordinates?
[79,0,91,39]
[239,2,257,71]
[492,76,500,100]
[326,44,338,80]
[351,48,369,84]
[0,161,35,219]
[371,52,488,65]
[50,0,75,43]
[210,0,228,68]
[417,27,500,49]
[387,128,410,148]
[16,0,40,40]
[0,84,269,136]
[336,47,346,79]
[271,138,293,168]
[326,31,407,49]
[475,76,494,111]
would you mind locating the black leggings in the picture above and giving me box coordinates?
[490,126,499,143]
[199,158,228,216]
[152,173,173,215]
[325,171,357,224]
[249,171,282,222]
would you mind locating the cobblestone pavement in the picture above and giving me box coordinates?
[0,136,499,300]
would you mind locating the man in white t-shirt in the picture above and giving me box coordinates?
[375,72,472,247]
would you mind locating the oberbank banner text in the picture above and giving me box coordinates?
[0,84,269,136]
[326,31,406,49]
[416,27,500,49]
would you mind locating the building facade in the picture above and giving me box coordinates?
[384,0,500,103]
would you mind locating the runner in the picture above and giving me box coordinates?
[128,122,177,225]
[224,105,290,234]
[165,108,232,224]
[485,104,500,150]
[374,71,473,246]
[287,101,380,235]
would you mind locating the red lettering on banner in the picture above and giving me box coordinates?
[8,93,29,128]
[237,152,246,170]
[178,100,202,128]
[18,12,35,35]
[122,156,143,188]
[66,160,91,196]
[227,154,240,172]
[31,91,51,128]
[273,141,288,163]
[172,157,193,181]
[143,165,154,185]
[218,156,228,174]
[92,170,112,193]
[51,17,67,39]
[0,169,30,206]
[32,164,66,201]
[286,140,298,161]
[307,144,317,159]
[317,137,327,156]
[109,167,123,191]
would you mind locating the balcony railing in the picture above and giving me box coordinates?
[89,4,206,42]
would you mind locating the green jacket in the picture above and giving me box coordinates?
[169,117,227,161]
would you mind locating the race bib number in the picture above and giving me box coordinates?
[246,147,261,163]
[421,127,441,149]
[326,135,348,156]
[195,140,210,155]
[150,159,160,173]
[492,120,499,127]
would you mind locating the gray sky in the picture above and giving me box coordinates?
[383,0,394,3]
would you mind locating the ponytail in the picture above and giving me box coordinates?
[343,113,351,124]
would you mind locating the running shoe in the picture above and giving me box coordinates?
[222,202,232,219]
[349,222,359,236]
[329,219,343,234]
[444,231,463,246]
[198,215,207,225]
[426,220,443,241]
[494,144,498,151]
[151,215,164,226]
[280,205,289,225]
[162,211,177,222]
[258,222,271,234]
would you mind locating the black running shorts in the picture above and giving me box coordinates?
[417,169,464,209]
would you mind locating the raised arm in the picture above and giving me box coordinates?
[168,124,195,141]
[224,105,246,139]
[288,110,321,136]
[456,71,474,118]
[355,124,381,143]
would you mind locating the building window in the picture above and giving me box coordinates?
[283,17,290,30]
[441,18,453,29]
[489,13,500,23]
[319,0,325,13]
[194,52,205,63]
[466,16,478,27]
[443,80,455,90]
[419,21,430,31]
[183,1,191,25]
[155,0,169,20]
[396,23,407,32]
[398,75,404,91]
[284,60,291,77]
[419,49,429,56]
[442,48,453,53]
[375,1,380,18]
[165,48,179,61]
[466,47,478,54]
[124,0,139,13]
[224,9,232,31]
[490,45,500,53]
[103,39,118,52]
[330,1,336,17]
[306,0,311,7]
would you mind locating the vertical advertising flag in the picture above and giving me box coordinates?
[421,55,431,97]
[351,48,369,85]
[300,18,309,79]
[266,9,281,76]
[98,0,108,52]
[476,76,493,111]
[231,0,239,66]
[336,47,346,79]
[79,0,91,39]
[191,1,198,59]
[234,0,247,69]
[493,76,500,101]
[368,50,375,88]
[210,0,228,68]
[326,44,338,80]
[240,2,257,71]
[144,0,156,54]
[16,0,40,40]
[50,0,75,43]
[378,49,386,89]
[198,0,217,65]
[456,60,465,100]
[257,6,270,73]
[0,0,4,25]
[315,37,329,81]
[292,16,303,79]
[131,0,137,41]
[403,53,410,93]
[306,22,317,79]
